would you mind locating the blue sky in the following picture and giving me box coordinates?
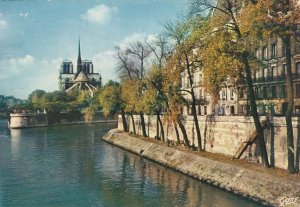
[0,0,188,99]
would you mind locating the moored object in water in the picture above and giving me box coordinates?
[8,110,48,129]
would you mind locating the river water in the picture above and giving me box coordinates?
[0,119,264,207]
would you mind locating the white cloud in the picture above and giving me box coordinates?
[0,55,35,78]
[93,50,118,82]
[146,34,159,44]
[118,33,158,50]
[0,19,7,30]
[0,55,61,98]
[8,55,34,66]
[81,4,118,24]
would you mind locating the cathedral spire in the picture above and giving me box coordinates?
[77,37,82,73]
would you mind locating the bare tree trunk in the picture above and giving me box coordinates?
[283,35,296,173]
[242,52,270,167]
[296,117,300,172]
[191,89,202,151]
[156,112,160,140]
[177,117,190,148]
[140,112,147,137]
[174,123,181,145]
[121,110,128,132]
[186,59,202,151]
[130,113,136,135]
[157,112,165,141]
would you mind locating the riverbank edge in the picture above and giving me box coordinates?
[51,119,117,127]
[8,120,118,129]
[102,129,300,207]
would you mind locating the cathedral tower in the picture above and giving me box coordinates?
[77,38,82,73]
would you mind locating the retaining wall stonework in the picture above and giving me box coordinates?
[118,115,300,170]
[103,129,300,207]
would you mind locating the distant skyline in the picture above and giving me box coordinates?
[0,0,188,99]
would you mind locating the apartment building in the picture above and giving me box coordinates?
[181,37,300,116]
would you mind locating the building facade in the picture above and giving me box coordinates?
[58,39,102,93]
[181,37,300,116]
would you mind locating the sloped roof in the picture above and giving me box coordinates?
[74,71,89,82]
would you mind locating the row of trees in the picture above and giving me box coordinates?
[0,95,25,111]
[106,0,300,173]
[26,82,120,124]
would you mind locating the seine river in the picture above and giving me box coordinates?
[0,119,264,207]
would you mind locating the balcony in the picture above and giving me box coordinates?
[292,73,300,79]
[253,75,286,84]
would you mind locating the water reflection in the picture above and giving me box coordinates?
[100,146,262,207]
[0,120,263,207]
[10,129,21,158]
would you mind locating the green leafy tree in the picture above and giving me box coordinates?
[116,42,153,137]
[242,0,300,173]
[162,58,190,147]
[99,80,128,132]
[190,0,270,166]
[164,18,206,150]
[83,106,95,123]
[28,89,46,109]
[121,79,142,134]
[141,66,168,140]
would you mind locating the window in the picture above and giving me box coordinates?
[281,85,287,98]
[222,90,226,100]
[296,84,300,98]
[271,44,277,58]
[263,68,268,79]
[240,88,245,99]
[262,46,268,59]
[296,43,300,54]
[282,64,286,76]
[230,106,235,115]
[198,90,201,99]
[240,105,245,114]
[255,49,259,59]
[255,87,259,98]
[256,70,260,79]
[230,89,234,100]
[296,62,300,74]
[188,106,192,115]
[66,64,69,73]
[263,86,268,98]
[271,66,277,78]
[204,106,207,115]
[295,106,300,114]
[198,105,201,115]
[272,86,277,98]
[282,43,286,57]
[220,104,225,115]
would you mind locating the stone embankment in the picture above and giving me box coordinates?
[103,129,300,207]
[52,119,117,126]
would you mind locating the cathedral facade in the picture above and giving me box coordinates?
[58,39,102,92]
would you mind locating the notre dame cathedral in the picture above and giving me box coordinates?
[58,39,102,92]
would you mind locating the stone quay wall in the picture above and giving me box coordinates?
[103,129,300,207]
[118,115,300,170]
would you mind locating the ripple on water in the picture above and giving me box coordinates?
[0,121,264,207]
